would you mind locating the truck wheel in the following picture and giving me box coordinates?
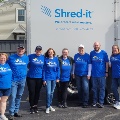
[106,93,115,105]
[67,81,78,100]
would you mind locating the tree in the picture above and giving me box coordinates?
[0,0,4,2]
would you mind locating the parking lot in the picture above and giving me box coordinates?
[6,85,120,120]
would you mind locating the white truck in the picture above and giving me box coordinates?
[26,0,120,104]
[26,0,120,58]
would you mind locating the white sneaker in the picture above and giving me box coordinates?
[116,104,120,109]
[113,101,120,109]
[46,108,50,114]
[113,101,118,107]
[49,106,55,111]
[0,115,8,120]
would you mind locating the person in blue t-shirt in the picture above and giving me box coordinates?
[43,48,60,114]
[57,48,73,108]
[110,45,120,109]
[90,42,109,108]
[27,46,44,114]
[73,44,91,108]
[8,45,29,120]
[0,53,12,120]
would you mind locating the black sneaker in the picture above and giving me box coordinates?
[92,103,97,107]
[34,107,39,113]
[9,115,14,120]
[62,103,68,108]
[97,103,104,108]
[14,113,22,117]
[30,108,35,114]
[82,105,89,108]
[58,102,63,108]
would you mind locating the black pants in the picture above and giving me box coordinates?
[27,77,43,107]
[57,81,69,103]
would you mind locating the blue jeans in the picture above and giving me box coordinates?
[9,79,26,115]
[46,80,56,108]
[91,77,106,104]
[111,78,120,102]
[75,75,89,105]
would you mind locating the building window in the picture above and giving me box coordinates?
[17,35,25,40]
[16,8,25,22]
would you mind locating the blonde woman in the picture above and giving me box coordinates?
[0,53,12,120]
[110,45,120,109]
[57,48,73,108]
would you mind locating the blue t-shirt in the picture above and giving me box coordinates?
[74,53,90,76]
[110,54,120,78]
[0,63,12,89]
[8,54,29,81]
[27,54,44,78]
[43,57,60,81]
[60,58,72,82]
[90,50,109,77]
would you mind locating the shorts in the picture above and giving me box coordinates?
[0,88,11,97]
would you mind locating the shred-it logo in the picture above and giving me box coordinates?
[41,5,93,18]
[41,5,52,17]
[41,5,93,31]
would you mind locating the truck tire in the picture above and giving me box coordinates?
[106,93,115,105]
[67,80,78,100]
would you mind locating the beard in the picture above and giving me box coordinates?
[94,47,100,51]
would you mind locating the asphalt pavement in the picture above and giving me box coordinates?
[6,85,120,120]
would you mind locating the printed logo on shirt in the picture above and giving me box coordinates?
[14,59,26,65]
[92,56,103,62]
[111,57,120,61]
[62,61,70,66]
[76,57,86,62]
[0,67,11,72]
[47,61,57,67]
[32,58,44,64]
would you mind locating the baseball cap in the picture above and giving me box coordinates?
[17,44,25,49]
[35,46,42,50]
[78,44,84,48]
